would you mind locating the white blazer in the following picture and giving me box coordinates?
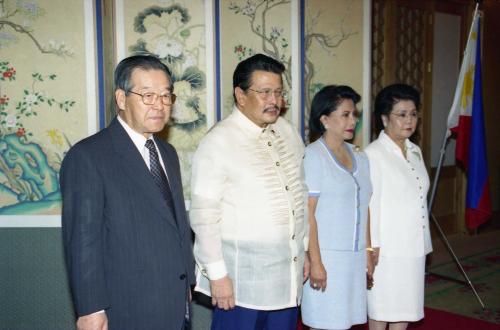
[365,131,432,258]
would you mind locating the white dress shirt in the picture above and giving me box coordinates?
[365,131,432,257]
[190,107,308,310]
[117,115,168,175]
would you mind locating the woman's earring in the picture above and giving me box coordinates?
[323,123,329,130]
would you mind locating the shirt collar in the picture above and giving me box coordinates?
[378,130,414,153]
[117,115,151,152]
[232,106,278,137]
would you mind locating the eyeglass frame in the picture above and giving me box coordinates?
[127,90,177,105]
[389,111,420,121]
[247,88,288,100]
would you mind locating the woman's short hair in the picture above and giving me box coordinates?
[374,83,420,131]
[309,85,361,134]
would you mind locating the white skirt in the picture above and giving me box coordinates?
[367,255,426,322]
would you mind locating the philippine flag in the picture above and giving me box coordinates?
[446,11,492,229]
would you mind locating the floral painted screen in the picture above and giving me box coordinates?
[0,0,95,218]
[119,0,209,198]
[219,0,293,121]
[305,0,365,145]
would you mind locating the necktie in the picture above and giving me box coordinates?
[145,139,177,223]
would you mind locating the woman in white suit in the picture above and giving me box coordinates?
[365,84,432,330]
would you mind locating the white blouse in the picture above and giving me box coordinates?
[365,131,432,258]
[190,108,308,310]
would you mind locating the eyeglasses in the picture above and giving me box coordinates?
[247,88,288,100]
[128,91,177,105]
[390,111,419,121]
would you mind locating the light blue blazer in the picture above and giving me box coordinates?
[304,139,372,251]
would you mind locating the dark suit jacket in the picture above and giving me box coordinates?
[60,118,195,330]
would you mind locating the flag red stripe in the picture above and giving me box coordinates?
[451,115,471,168]
[466,183,493,229]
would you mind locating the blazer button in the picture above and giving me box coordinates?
[179,274,186,280]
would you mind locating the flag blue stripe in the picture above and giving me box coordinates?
[466,17,489,209]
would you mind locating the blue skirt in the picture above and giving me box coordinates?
[301,249,367,329]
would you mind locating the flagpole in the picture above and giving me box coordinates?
[426,3,486,309]
[427,130,485,310]
[429,212,486,309]
[427,132,450,214]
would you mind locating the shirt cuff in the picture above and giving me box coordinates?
[89,310,105,315]
[303,236,310,252]
[205,260,228,280]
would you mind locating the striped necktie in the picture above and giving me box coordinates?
[145,139,177,223]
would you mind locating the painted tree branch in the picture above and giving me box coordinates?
[0,20,64,56]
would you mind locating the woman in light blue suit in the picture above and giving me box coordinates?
[301,85,373,330]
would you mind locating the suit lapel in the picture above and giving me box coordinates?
[108,118,179,231]
[155,136,188,240]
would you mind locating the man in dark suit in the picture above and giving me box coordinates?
[60,55,195,330]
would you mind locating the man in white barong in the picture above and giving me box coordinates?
[190,53,309,330]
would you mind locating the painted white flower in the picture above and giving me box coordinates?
[18,1,37,11]
[155,38,183,58]
[21,19,32,28]
[16,0,43,18]
[183,54,197,68]
[270,27,282,40]
[24,93,38,106]
[45,39,74,57]
[0,32,17,49]
[241,2,256,16]
[5,115,17,128]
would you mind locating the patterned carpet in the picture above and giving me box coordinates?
[425,247,500,325]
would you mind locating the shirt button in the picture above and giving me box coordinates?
[285,185,290,191]
[293,257,298,262]
[276,161,280,166]
[292,210,295,215]
[179,274,186,280]
[422,216,425,219]
[412,168,415,171]
[423,225,426,229]
[292,234,296,240]
[416,177,420,180]
[268,141,272,146]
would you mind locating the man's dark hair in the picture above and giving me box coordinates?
[309,85,361,135]
[114,55,173,95]
[232,54,285,103]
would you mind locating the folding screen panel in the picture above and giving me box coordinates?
[0,0,97,226]
[115,0,212,198]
